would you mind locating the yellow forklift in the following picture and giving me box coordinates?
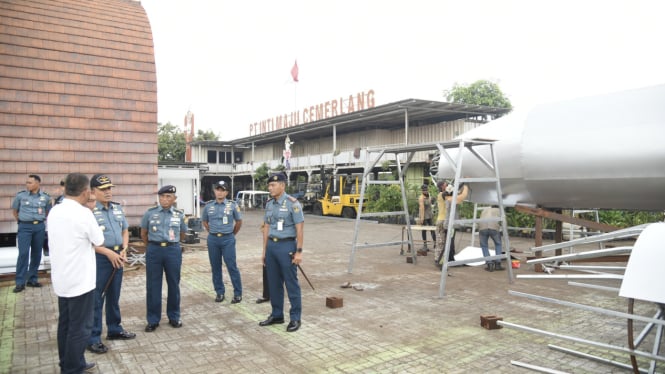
[312,174,363,218]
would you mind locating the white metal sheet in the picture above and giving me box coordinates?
[619,222,665,304]
[453,246,495,267]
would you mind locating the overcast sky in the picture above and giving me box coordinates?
[140,0,665,140]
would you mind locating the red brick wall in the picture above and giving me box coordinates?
[0,0,158,230]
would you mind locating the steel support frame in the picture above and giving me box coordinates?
[438,139,513,297]
[347,139,514,299]
[348,147,416,273]
[505,225,665,373]
[500,298,665,373]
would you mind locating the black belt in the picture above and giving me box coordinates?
[110,245,124,251]
[211,232,233,237]
[269,237,295,242]
[19,220,43,224]
[149,241,179,247]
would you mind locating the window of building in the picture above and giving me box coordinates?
[208,150,241,164]
[218,151,233,164]
[207,150,217,163]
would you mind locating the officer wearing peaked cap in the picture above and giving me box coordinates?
[140,185,188,332]
[202,180,243,303]
[87,174,135,354]
[158,185,176,194]
[259,172,305,332]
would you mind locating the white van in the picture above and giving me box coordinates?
[235,190,270,209]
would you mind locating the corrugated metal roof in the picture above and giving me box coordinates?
[193,99,511,147]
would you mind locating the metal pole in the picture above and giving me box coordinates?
[499,320,665,361]
[510,360,570,374]
[548,344,648,373]
[508,290,665,327]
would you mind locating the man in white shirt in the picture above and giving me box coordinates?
[48,173,105,374]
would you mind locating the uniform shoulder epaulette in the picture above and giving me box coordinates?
[148,205,160,210]
[266,198,274,204]
[110,201,121,205]
[41,191,50,196]
[175,208,184,214]
[288,196,298,203]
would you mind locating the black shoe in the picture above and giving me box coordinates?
[144,323,159,332]
[286,320,301,332]
[84,362,96,372]
[231,295,242,304]
[255,297,269,304]
[107,330,136,340]
[169,319,182,328]
[215,294,225,302]
[259,315,284,326]
[494,263,505,271]
[26,281,42,288]
[485,263,494,272]
[12,285,25,293]
[87,342,108,354]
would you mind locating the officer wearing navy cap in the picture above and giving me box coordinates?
[11,174,52,293]
[201,180,243,303]
[87,174,135,354]
[259,172,305,332]
[140,185,188,332]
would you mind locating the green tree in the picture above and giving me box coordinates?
[254,163,270,191]
[194,129,219,141]
[444,80,512,110]
[157,122,185,162]
[158,123,220,162]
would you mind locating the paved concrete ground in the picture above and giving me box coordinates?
[1,210,657,373]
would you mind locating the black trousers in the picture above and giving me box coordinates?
[420,218,436,242]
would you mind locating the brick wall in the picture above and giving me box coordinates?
[0,0,158,230]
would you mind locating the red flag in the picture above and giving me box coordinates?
[291,60,299,82]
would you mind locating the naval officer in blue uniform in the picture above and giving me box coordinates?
[87,174,135,354]
[140,185,188,332]
[202,180,243,303]
[259,172,305,332]
[11,174,52,293]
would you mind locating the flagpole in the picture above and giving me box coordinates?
[291,59,299,112]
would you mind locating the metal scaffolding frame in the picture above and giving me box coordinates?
[502,223,665,373]
[435,139,513,296]
[347,143,420,272]
[346,139,514,298]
